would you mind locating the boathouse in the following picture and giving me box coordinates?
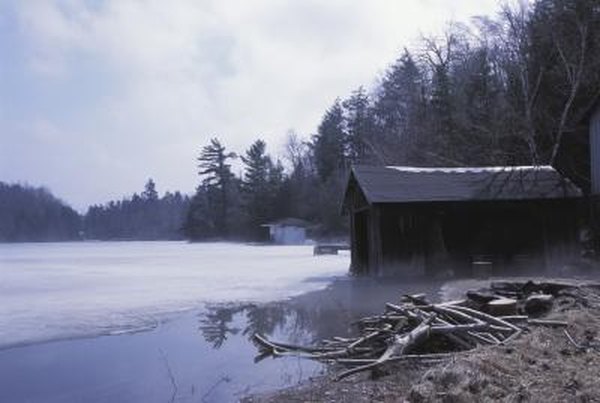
[341,165,582,276]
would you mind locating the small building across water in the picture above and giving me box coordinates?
[341,165,582,277]
[262,218,310,245]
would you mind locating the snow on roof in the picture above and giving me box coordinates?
[387,165,555,174]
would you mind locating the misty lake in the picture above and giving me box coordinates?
[0,242,446,402]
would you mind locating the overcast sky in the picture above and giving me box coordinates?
[0,0,501,211]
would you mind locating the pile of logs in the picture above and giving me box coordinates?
[252,281,575,380]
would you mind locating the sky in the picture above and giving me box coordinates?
[0,0,501,211]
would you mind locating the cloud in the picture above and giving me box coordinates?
[0,0,500,210]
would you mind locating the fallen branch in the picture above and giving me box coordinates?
[335,315,437,380]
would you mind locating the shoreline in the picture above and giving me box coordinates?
[243,279,600,402]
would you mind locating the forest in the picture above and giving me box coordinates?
[0,182,81,242]
[0,180,189,242]
[184,0,600,240]
[3,0,600,242]
[83,179,190,240]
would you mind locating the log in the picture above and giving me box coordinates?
[431,323,491,333]
[253,334,341,354]
[346,324,392,351]
[424,313,476,349]
[450,305,522,333]
[439,299,468,307]
[468,331,501,345]
[429,305,485,326]
[499,315,529,322]
[500,329,523,345]
[386,303,420,319]
[335,315,436,380]
[527,319,568,327]
[253,333,280,354]
[335,352,459,366]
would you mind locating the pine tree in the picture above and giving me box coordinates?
[312,100,347,182]
[241,140,273,238]
[343,87,379,165]
[142,178,158,201]
[193,138,237,237]
[374,50,425,163]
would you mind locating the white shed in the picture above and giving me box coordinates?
[262,218,310,245]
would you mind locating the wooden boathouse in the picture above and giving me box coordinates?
[341,165,582,276]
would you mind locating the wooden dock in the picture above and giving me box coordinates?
[313,244,350,255]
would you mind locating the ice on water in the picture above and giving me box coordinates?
[0,242,349,349]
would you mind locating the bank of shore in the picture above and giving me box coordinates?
[245,280,600,402]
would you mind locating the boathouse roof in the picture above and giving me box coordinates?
[344,165,582,206]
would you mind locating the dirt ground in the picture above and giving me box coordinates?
[244,282,600,403]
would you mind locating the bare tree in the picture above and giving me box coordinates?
[283,130,308,171]
[500,1,543,164]
[548,7,589,165]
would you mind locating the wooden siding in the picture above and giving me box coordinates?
[590,107,600,194]
[347,195,580,276]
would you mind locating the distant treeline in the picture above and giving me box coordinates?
[0,180,189,242]
[3,0,600,243]
[0,182,80,242]
[84,179,190,240]
[185,0,600,240]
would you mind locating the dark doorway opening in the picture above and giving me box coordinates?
[353,211,369,273]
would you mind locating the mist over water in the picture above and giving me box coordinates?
[0,242,349,349]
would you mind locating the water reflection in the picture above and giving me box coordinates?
[198,277,446,354]
[199,305,247,348]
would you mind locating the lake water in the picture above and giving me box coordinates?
[0,241,445,402]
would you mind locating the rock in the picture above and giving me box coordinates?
[524,294,554,316]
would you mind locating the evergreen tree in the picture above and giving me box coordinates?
[142,179,158,201]
[195,138,237,237]
[184,185,216,239]
[312,100,347,182]
[241,140,276,238]
[374,50,425,164]
[343,87,379,165]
